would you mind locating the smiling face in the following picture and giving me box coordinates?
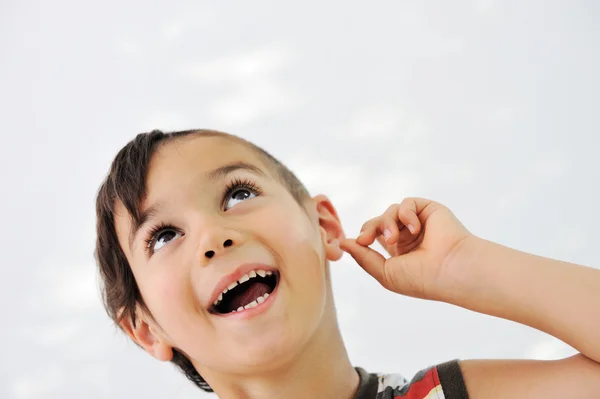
[114,135,344,382]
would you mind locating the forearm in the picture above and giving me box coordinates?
[444,236,600,363]
[460,354,600,398]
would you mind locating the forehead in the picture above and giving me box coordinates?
[146,135,270,195]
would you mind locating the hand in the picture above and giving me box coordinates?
[340,198,473,300]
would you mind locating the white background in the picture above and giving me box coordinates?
[2,1,599,398]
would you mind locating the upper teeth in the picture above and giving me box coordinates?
[214,269,273,306]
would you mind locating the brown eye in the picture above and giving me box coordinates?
[153,229,181,252]
[224,188,257,210]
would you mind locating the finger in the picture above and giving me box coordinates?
[397,198,423,235]
[380,205,403,244]
[340,238,387,283]
[356,217,382,246]
[376,235,399,257]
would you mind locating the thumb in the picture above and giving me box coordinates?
[340,238,387,285]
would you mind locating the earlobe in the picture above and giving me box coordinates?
[312,195,345,261]
[119,309,174,362]
[325,238,343,261]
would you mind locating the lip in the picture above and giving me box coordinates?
[208,263,279,310]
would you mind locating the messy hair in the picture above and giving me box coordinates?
[95,129,310,391]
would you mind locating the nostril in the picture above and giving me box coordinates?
[223,239,233,248]
[205,250,215,258]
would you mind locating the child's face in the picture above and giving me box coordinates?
[114,135,343,379]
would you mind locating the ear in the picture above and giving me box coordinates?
[312,194,345,261]
[119,309,174,362]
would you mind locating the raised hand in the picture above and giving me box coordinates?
[340,198,473,300]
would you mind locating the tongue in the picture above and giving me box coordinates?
[228,281,270,311]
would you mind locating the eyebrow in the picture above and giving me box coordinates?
[128,161,266,250]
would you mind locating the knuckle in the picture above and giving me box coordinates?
[383,205,400,221]
[364,217,381,230]
[382,262,397,291]
[359,221,371,232]
[397,207,412,220]
[385,203,399,214]
[383,216,396,226]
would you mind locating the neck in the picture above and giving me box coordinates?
[204,303,359,399]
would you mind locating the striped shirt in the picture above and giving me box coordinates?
[354,360,469,399]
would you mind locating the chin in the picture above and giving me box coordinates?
[229,312,324,373]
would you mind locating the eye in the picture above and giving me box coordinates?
[149,228,182,253]
[222,178,262,211]
[224,187,257,210]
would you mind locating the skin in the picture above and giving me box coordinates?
[342,198,600,397]
[115,135,359,399]
[115,135,600,398]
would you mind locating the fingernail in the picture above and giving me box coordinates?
[384,229,392,240]
[407,224,415,234]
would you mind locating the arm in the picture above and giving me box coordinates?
[444,236,600,364]
[340,198,600,398]
[445,237,600,398]
[459,355,600,398]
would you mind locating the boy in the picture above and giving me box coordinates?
[95,129,600,398]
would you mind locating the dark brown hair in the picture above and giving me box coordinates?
[95,129,310,392]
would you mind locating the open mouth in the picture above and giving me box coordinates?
[210,270,279,315]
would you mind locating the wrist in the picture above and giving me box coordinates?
[435,236,536,322]
[433,234,491,304]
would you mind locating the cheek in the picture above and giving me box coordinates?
[138,264,198,333]
[256,202,326,286]
[148,272,185,308]
[259,203,322,258]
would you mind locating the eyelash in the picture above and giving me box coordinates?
[143,177,263,256]
[222,177,263,208]
[144,222,179,255]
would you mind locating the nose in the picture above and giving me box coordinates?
[195,217,242,264]
[204,238,234,259]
